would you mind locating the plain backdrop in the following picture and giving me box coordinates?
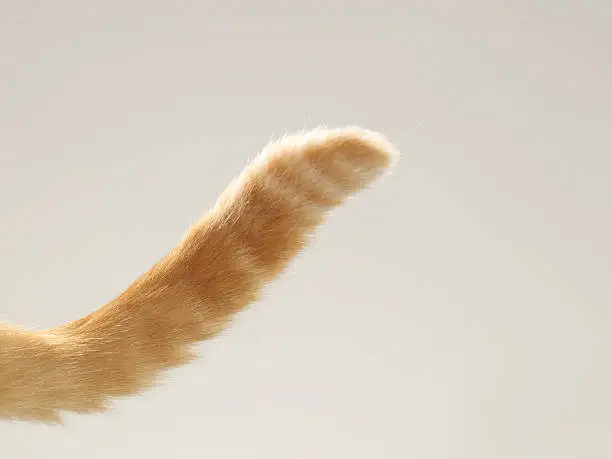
[1,1,611,458]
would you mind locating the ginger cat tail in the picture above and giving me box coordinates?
[0,127,399,423]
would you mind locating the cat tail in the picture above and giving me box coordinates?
[0,127,399,423]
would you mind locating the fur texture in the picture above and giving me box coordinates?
[0,127,398,423]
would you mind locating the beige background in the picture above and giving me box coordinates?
[1,1,611,458]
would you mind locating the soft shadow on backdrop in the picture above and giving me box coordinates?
[1,1,611,458]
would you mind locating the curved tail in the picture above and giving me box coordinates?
[0,127,399,423]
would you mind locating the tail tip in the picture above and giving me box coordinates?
[332,126,400,171]
[304,126,400,184]
[257,126,400,191]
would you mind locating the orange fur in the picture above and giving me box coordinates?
[0,127,399,423]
